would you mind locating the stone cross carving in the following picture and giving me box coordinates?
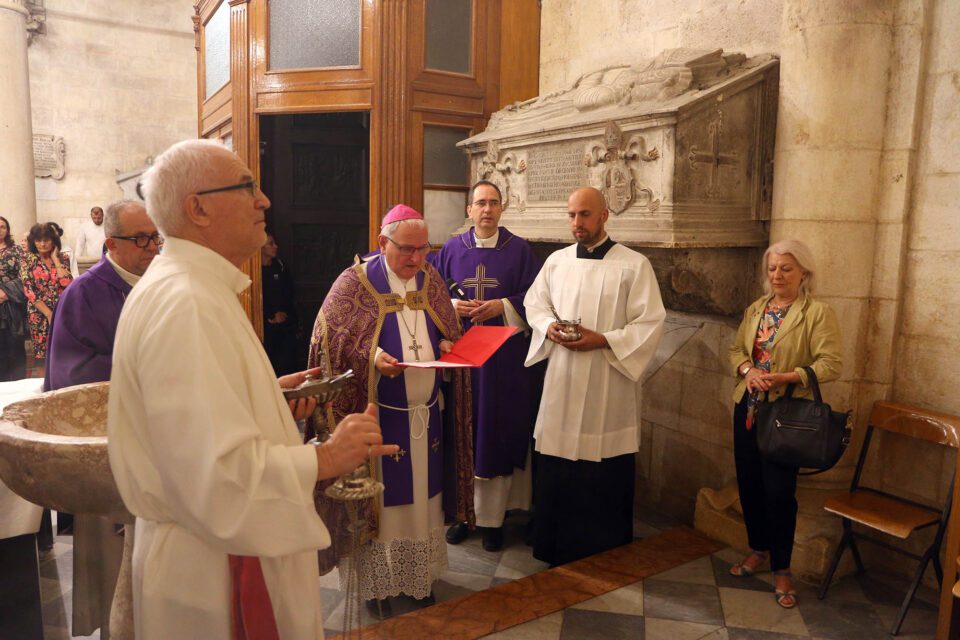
[687,115,738,198]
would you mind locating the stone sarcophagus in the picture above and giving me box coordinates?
[458,48,779,315]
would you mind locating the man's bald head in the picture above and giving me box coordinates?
[567,187,609,247]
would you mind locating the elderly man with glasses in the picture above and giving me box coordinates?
[107,139,395,639]
[309,204,474,618]
[43,199,161,637]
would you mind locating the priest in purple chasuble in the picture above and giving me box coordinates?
[432,180,543,552]
[308,205,474,605]
[44,200,161,637]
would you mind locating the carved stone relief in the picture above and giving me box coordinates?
[476,141,527,212]
[584,121,660,214]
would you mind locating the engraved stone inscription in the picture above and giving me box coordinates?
[526,143,589,202]
[33,134,66,180]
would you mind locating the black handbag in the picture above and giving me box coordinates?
[754,366,851,473]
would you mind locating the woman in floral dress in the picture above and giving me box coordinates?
[0,216,28,380]
[20,223,73,362]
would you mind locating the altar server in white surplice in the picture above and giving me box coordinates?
[107,139,396,640]
[524,187,666,566]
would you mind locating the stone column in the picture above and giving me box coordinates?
[0,0,37,235]
[696,0,898,582]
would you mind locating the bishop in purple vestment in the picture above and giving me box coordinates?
[433,181,543,551]
[43,200,161,637]
[308,207,474,607]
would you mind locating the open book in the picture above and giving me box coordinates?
[397,325,519,369]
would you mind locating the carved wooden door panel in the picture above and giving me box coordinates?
[261,112,370,335]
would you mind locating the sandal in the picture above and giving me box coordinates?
[729,550,768,577]
[774,570,797,609]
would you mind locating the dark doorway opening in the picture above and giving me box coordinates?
[259,112,370,365]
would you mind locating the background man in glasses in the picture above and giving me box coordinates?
[108,139,395,638]
[434,181,543,552]
[43,198,161,637]
[309,204,474,618]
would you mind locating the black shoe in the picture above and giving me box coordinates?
[445,522,469,545]
[365,598,392,620]
[482,526,504,552]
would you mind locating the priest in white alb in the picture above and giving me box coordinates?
[524,186,666,566]
[108,139,396,639]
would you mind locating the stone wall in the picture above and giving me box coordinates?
[540,0,784,94]
[26,0,197,248]
[541,0,960,584]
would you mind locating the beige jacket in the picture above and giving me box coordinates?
[729,293,842,403]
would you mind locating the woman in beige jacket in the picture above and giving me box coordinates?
[727,239,842,609]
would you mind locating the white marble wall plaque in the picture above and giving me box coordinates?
[33,134,66,180]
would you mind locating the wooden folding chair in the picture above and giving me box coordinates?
[818,400,960,635]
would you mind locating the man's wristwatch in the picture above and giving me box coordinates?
[739,363,752,377]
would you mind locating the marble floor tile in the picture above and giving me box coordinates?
[711,554,777,592]
[570,581,643,616]
[633,517,664,539]
[794,592,888,639]
[643,580,723,626]
[643,616,723,640]
[318,566,341,589]
[725,629,812,639]
[483,611,563,639]
[494,544,550,580]
[855,571,939,611]
[698,630,731,640]
[873,602,939,638]
[717,586,808,636]
[558,608,644,640]
[436,571,495,594]
[636,506,682,530]
[655,555,716,586]
[446,537,503,577]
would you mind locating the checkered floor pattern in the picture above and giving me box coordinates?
[37,509,939,639]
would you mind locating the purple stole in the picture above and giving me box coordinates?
[366,256,443,507]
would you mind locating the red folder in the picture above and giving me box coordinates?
[397,325,518,368]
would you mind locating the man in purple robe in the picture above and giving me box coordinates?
[434,180,543,551]
[309,205,473,617]
[45,200,161,390]
[43,199,161,637]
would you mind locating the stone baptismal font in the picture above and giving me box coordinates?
[0,382,135,639]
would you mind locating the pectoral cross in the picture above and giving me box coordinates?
[408,336,423,361]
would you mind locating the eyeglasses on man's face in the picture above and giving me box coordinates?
[385,236,431,256]
[470,199,501,209]
[195,180,259,197]
[112,233,164,249]
[134,180,260,200]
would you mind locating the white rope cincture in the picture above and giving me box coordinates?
[377,394,438,440]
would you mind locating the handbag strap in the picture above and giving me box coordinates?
[802,366,823,403]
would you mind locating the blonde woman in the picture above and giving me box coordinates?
[727,239,842,608]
